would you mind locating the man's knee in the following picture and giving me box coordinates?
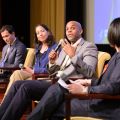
[48,83,65,95]
[13,80,24,89]
[19,81,33,92]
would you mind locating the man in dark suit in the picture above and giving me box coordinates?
[27,18,120,120]
[0,25,27,79]
[0,25,27,67]
[0,21,98,120]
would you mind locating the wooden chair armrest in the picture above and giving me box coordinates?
[65,93,120,100]
[32,73,49,80]
[32,73,59,84]
[65,93,120,120]
[0,67,20,70]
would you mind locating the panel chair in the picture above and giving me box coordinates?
[64,51,117,120]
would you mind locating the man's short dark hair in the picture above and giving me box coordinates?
[0,25,15,34]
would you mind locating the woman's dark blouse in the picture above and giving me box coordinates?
[33,43,57,74]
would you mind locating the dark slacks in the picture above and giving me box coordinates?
[27,83,90,120]
[0,80,51,120]
[27,83,120,120]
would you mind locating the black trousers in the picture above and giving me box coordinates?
[0,80,51,120]
[1,79,117,120]
[27,83,90,120]
[27,83,120,120]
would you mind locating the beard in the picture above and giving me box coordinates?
[68,36,81,43]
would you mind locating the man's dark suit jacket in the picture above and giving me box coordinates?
[88,52,120,119]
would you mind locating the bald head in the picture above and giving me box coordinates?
[66,21,83,43]
[67,21,82,30]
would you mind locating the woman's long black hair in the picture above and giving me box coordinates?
[34,24,56,47]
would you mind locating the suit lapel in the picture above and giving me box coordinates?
[63,38,85,68]
[75,38,85,53]
[3,45,10,58]
[57,38,85,68]
[3,46,7,58]
[9,39,17,52]
[4,45,12,62]
[60,50,67,65]
[56,50,66,66]
[7,39,17,58]
[4,40,18,62]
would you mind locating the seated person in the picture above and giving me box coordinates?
[0,21,98,120]
[27,17,120,120]
[0,25,26,80]
[3,24,57,99]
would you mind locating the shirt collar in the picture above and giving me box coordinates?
[72,37,82,47]
[10,37,16,46]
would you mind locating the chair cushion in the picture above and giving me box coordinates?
[96,51,111,78]
[24,48,35,67]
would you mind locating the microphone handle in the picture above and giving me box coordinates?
[54,44,61,52]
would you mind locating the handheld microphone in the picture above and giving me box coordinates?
[19,64,25,69]
[54,39,64,52]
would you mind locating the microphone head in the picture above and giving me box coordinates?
[59,38,64,44]
[19,64,24,69]
[54,39,64,52]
